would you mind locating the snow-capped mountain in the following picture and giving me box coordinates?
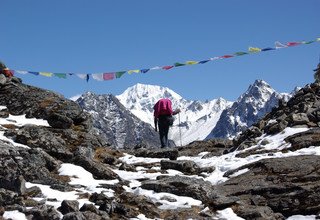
[206,80,291,139]
[116,83,232,145]
[77,92,160,149]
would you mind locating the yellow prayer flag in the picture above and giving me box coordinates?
[128,70,140,74]
[185,61,198,65]
[39,72,53,77]
[248,47,261,53]
[316,38,320,41]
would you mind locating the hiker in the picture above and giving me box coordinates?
[314,63,320,83]
[153,98,180,148]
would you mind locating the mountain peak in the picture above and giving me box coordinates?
[118,83,182,101]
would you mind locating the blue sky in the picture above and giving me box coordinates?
[1,0,319,101]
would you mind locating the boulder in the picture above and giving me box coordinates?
[141,175,214,202]
[160,160,200,175]
[133,148,178,160]
[288,113,310,126]
[212,155,320,218]
[284,128,320,151]
[58,200,80,215]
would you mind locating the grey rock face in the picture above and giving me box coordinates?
[77,92,160,149]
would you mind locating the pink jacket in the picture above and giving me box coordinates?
[153,98,173,118]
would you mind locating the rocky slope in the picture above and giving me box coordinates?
[1,75,320,219]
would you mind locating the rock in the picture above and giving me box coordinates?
[264,120,288,135]
[234,126,262,147]
[58,200,80,215]
[0,80,92,131]
[0,189,19,206]
[178,138,233,157]
[133,148,178,160]
[47,113,73,129]
[288,113,310,126]
[141,175,214,202]
[72,156,119,180]
[234,205,284,220]
[24,205,61,220]
[284,128,320,151]
[160,160,200,175]
[213,155,320,217]
[62,212,86,220]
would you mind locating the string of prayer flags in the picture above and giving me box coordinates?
[12,37,320,82]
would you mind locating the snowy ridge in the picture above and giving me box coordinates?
[117,83,232,145]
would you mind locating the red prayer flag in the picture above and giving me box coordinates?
[162,66,174,70]
[103,73,115,80]
[220,55,233,59]
[286,42,301,47]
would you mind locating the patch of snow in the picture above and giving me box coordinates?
[119,153,163,164]
[58,163,119,194]
[214,208,245,220]
[0,131,30,149]
[287,215,316,220]
[3,210,27,220]
[0,114,50,127]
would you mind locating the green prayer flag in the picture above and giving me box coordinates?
[234,52,248,56]
[174,62,185,67]
[116,71,126,78]
[54,73,67,79]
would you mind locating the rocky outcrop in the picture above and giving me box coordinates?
[211,155,320,218]
[0,78,91,130]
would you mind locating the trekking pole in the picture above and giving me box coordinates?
[178,113,182,147]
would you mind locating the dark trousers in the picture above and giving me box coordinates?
[158,115,170,148]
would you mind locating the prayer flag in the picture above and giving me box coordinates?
[75,74,88,80]
[220,55,233,59]
[162,66,174,70]
[287,42,301,47]
[103,73,115,81]
[261,47,275,51]
[186,61,198,65]
[210,57,221,61]
[317,38,320,41]
[174,62,185,67]
[128,70,140,74]
[140,69,150,73]
[275,41,287,49]
[86,74,89,82]
[249,47,261,53]
[54,73,67,79]
[234,52,248,56]
[92,73,104,81]
[150,66,161,70]
[302,41,315,44]
[198,60,210,64]
[116,71,126,78]
[29,72,39,76]
[15,70,28,74]
[39,72,53,77]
